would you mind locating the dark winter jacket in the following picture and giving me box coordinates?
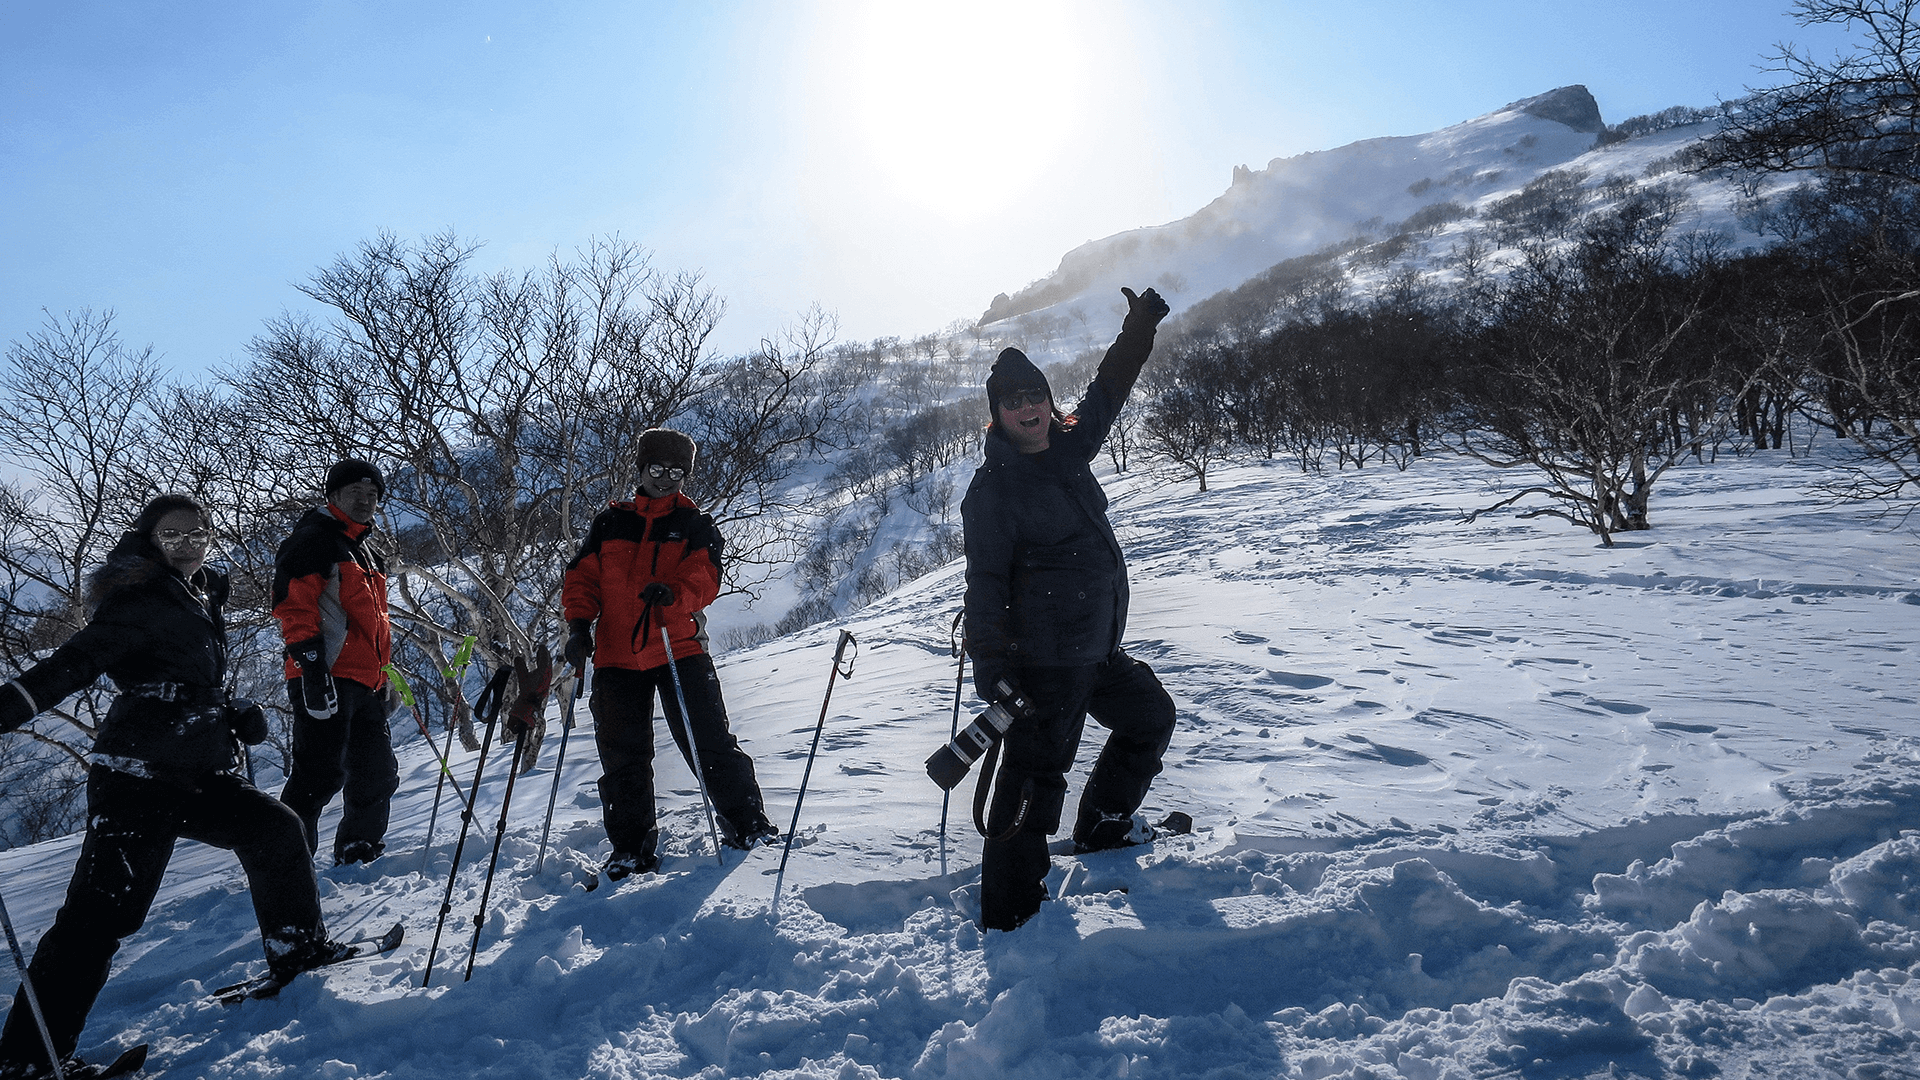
[5,555,239,785]
[962,322,1158,697]
[272,504,391,690]
[562,493,723,671]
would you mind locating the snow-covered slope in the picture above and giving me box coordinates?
[1,441,1916,1078]
[982,85,1748,336]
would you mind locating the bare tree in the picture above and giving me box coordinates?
[232,233,715,761]
[1139,339,1233,493]
[1700,0,1920,185]
[1451,201,1748,545]
[0,311,163,830]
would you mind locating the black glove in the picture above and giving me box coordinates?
[1121,286,1170,333]
[228,698,270,745]
[286,637,338,719]
[564,619,594,671]
[1,681,34,736]
[640,582,674,607]
[973,665,1021,711]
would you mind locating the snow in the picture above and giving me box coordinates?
[3,443,1919,1079]
[995,100,1801,356]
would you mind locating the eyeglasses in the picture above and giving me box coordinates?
[645,463,687,481]
[998,389,1049,412]
[155,529,212,549]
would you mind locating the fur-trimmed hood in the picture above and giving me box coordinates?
[87,551,223,615]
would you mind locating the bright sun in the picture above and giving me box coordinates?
[818,1,1098,220]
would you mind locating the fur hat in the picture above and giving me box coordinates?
[637,428,697,475]
[325,458,386,498]
[985,348,1053,422]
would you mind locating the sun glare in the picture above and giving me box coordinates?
[821,1,1099,220]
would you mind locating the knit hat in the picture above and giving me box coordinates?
[325,458,386,498]
[985,348,1053,422]
[637,428,697,475]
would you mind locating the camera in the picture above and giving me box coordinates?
[924,680,1034,790]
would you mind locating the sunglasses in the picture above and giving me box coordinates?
[998,388,1049,412]
[645,463,687,481]
[155,528,212,549]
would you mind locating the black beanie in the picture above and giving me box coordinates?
[985,348,1053,421]
[637,428,697,475]
[325,458,386,498]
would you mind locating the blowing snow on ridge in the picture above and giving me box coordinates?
[979,85,1729,336]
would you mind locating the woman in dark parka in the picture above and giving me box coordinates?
[0,495,344,1079]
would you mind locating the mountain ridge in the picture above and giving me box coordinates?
[977,84,1655,330]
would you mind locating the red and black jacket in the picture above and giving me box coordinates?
[272,504,391,690]
[562,493,722,672]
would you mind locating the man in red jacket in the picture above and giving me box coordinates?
[562,429,777,879]
[273,458,400,867]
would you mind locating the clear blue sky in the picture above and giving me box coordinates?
[1,1,1852,376]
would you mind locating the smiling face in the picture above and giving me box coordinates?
[639,462,686,500]
[151,507,211,578]
[996,388,1053,454]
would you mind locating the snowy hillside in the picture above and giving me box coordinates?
[981,85,1757,337]
[1,442,1916,1079]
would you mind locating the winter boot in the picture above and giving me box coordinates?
[717,810,780,851]
[604,850,659,881]
[332,839,385,866]
[1072,812,1154,854]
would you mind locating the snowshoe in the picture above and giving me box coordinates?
[0,1045,147,1080]
[216,922,404,1004]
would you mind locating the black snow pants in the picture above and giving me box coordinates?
[979,651,1176,931]
[0,767,323,1074]
[279,676,400,859]
[590,655,768,861]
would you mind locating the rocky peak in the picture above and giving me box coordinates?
[1502,85,1604,133]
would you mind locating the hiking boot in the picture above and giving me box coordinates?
[604,850,659,881]
[1072,812,1152,854]
[332,839,385,867]
[718,812,781,851]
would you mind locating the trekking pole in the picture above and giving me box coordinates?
[941,610,965,877]
[772,629,856,919]
[464,649,551,981]
[535,661,585,876]
[661,621,724,867]
[421,636,478,870]
[423,663,510,989]
[0,884,65,1080]
[386,663,476,824]
[465,724,529,981]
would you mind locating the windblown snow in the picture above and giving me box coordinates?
[1,444,1916,1079]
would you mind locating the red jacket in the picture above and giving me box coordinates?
[272,504,392,689]
[562,494,722,671]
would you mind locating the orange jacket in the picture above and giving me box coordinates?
[562,494,722,671]
[272,504,392,690]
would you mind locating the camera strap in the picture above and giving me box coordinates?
[972,739,1031,841]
